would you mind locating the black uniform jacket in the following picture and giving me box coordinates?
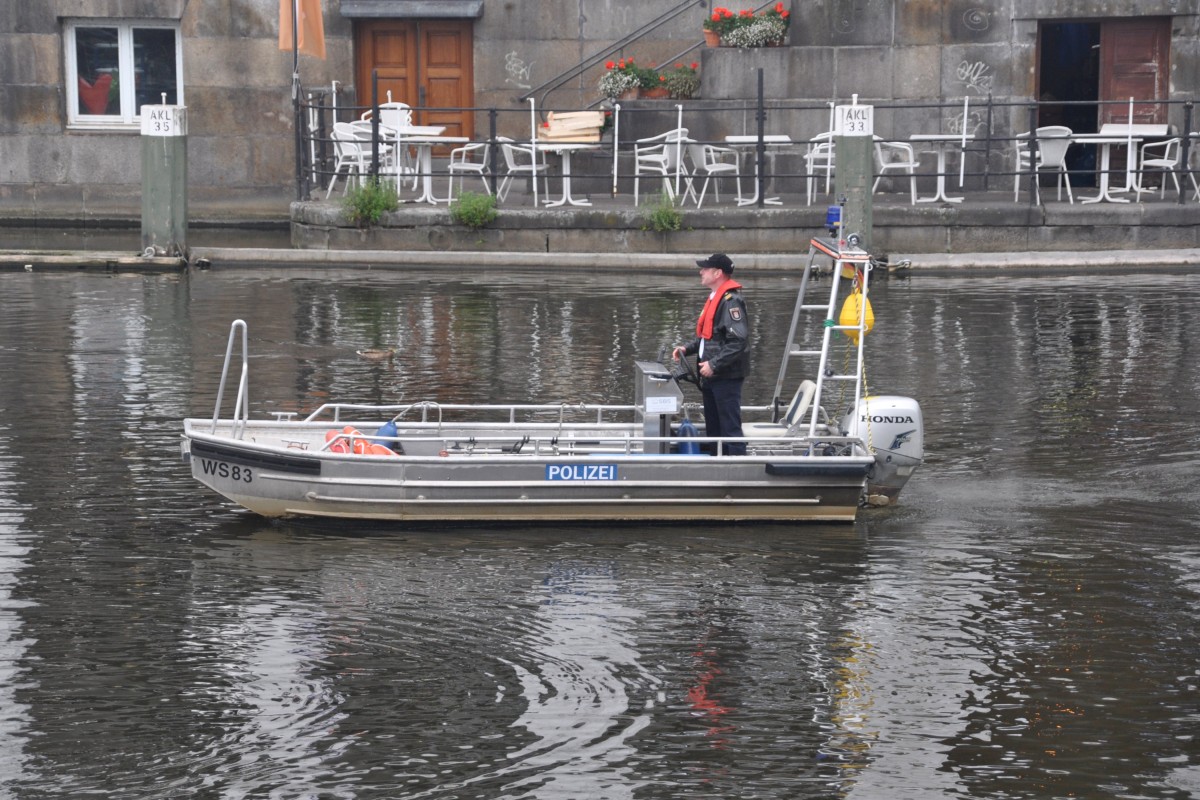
[682,287,750,380]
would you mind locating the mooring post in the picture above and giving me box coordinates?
[140,98,188,257]
[834,94,874,250]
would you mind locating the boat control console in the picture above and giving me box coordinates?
[633,360,684,454]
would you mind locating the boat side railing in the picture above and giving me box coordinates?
[212,319,251,439]
[303,401,644,427]
[282,399,856,456]
[317,429,870,458]
[309,422,868,460]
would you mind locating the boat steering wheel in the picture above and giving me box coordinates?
[671,353,701,388]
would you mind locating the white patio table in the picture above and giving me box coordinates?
[536,142,601,207]
[724,134,792,206]
[395,130,469,205]
[1070,133,1145,204]
[910,134,974,203]
[379,124,445,192]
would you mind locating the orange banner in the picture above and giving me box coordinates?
[279,0,326,60]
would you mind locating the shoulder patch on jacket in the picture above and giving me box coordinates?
[730,307,742,321]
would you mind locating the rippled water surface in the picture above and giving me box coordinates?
[1,266,1198,799]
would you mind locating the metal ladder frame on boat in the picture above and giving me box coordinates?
[770,237,873,440]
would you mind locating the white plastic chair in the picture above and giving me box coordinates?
[633,128,690,205]
[1135,137,1182,199]
[495,136,548,203]
[873,140,919,204]
[441,141,492,201]
[376,102,417,189]
[376,101,413,130]
[1191,134,1200,201]
[685,143,742,208]
[326,122,378,197]
[348,120,396,176]
[804,132,836,205]
[1014,126,1073,203]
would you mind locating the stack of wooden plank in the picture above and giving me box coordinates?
[539,111,605,143]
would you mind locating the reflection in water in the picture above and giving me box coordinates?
[686,628,736,747]
[834,538,991,798]
[0,269,1198,798]
[496,564,658,799]
[183,588,350,798]
[0,427,33,785]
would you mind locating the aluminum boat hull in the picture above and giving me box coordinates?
[183,421,873,523]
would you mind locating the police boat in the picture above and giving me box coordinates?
[181,238,922,523]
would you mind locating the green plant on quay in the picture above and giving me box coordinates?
[449,191,499,229]
[342,178,398,228]
[643,191,683,233]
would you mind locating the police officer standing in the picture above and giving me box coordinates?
[672,253,750,456]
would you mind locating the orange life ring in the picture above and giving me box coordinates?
[327,427,396,455]
[340,426,370,455]
[325,429,351,453]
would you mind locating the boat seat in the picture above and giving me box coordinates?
[743,380,817,437]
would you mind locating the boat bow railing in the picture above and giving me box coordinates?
[212,319,251,439]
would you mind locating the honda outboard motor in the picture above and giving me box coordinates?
[840,395,924,506]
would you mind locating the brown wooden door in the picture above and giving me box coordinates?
[1100,17,1170,125]
[354,19,473,139]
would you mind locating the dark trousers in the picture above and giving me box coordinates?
[702,377,745,456]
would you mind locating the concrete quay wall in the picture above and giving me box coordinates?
[291,197,1200,259]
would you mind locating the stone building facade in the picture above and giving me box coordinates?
[0,0,1195,215]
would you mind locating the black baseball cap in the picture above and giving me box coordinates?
[696,253,733,274]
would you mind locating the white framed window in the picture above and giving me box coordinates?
[65,20,183,129]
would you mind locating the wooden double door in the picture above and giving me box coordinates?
[354,19,474,140]
[1038,17,1171,129]
[1098,18,1170,126]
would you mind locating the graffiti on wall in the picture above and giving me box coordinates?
[833,0,869,35]
[962,8,990,33]
[949,108,987,137]
[506,51,533,90]
[956,60,993,94]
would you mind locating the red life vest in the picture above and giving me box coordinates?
[695,278,743,339]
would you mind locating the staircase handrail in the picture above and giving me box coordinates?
[518,0,707,108]
[524,0,788,111]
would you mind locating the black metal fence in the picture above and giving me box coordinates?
[294,72,1199,209]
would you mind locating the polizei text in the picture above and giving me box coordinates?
[545,464,618,481]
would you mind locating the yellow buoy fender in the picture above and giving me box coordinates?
[838,292,875,344]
